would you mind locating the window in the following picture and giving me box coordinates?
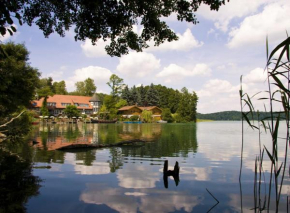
[47,102,56,106]
[79,103,89,107]
[61,103,71,106]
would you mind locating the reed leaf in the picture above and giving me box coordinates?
[273,115,280,161]
[276,162,283,178]
[264,145,275,165]
[242,112,255,129]
[268,37,290,63]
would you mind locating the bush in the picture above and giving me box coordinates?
[130,115,139,121]
[161,108,174,123]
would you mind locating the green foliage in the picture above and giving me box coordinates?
[63,105,80,118]
[5,110,33,137]
[75,78,96,96]
[115,99,128,109]
[0,148,41,213]
[40,97,49,116]
[161,108,174,123]
[130,85,139,105]
[0,0,226,57]
[0,42,40,119]
[145,83,159,106]
[137,84,146,106]
[52,80,67,95]
[107,74,125,98]
[176,87,198,122]
[121,86,131,104]
[141,110,152,123]
[130,115,140,121]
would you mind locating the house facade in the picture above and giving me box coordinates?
[118,105,162,120]
[32,94,101,116]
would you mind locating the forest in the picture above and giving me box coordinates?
[197,111,282,121]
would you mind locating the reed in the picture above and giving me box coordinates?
[240,36,290,212]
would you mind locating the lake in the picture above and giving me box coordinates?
[4,122,290,212]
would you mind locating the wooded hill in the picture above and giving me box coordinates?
[197,111,282,121]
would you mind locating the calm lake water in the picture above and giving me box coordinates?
[6,122,290,212]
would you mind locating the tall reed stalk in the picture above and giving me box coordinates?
[240,37,290,212]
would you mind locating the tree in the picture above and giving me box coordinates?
[176,87,198,122]
[0,0,226,57]
[138,85,147,106]
[115,99,128,109]
[0,42,40,119]
[121,85,131,105]
[107,74,125,98]
[130,86,139,105]
[161,108,174,123]
[63,105,80,118]
[75,78,96,96]
[145,84,159,106]
[141,110,152,123]
[52,81,67,95]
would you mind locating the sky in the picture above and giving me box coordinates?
[1,0,290,113]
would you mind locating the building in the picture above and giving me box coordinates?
[32,94,101,116]
[118,105,162,120]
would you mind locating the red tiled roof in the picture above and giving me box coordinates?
[32,95,93,109]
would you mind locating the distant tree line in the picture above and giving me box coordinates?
[197,111,283,121]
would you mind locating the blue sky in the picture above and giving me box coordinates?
[1,0,290,113]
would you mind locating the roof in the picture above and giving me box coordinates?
[118,105,161,112]
[32,95,93,109]
[118,105,141,111]
[139,106,161,111]
[89,93,101,102]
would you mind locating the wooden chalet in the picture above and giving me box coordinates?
[118,105,162,120]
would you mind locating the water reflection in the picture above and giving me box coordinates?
[0,141,41,213]
[80,184,201,213]
[22,122,289,212]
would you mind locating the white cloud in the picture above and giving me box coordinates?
[227,2,290,48]
[146,28,203,52]
[198,0,276,32]
[116,52,160,78]
[243,67,267,83]
[156,63,211,82]
[81,39,110,58]
[117,165,159,189]
[66,66,112,91]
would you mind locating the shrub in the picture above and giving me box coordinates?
[130,115,139,121]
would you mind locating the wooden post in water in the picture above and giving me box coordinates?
[163,160,180,188]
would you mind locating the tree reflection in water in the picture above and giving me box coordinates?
[0,144,41,213]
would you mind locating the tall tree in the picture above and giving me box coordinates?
[145,84,159,106]
[75,78,96,96]
[176,87,198,122]
[130,86,139,105]
[0,42,39,118]
[137,84,147,106]
[107,74,125,98]
[0,0,226,56]
[52,80,67,95]
[121,85,131,105]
